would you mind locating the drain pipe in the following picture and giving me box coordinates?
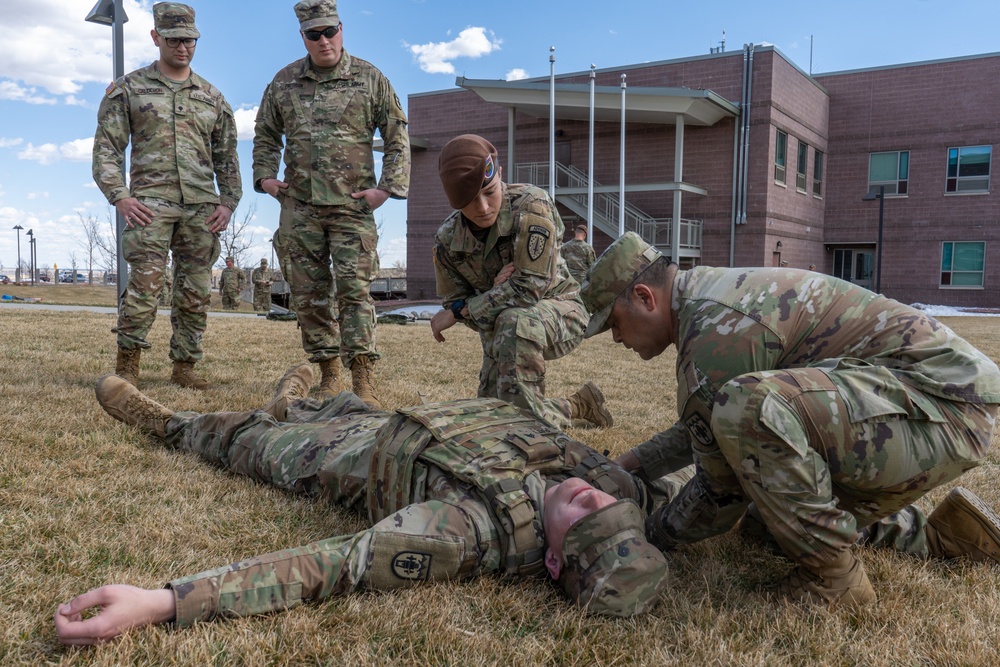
[739,44,755,226]
[730,45,750,266]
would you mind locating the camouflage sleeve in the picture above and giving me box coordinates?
[585,244,596,268]
[373,73,409,200]
[211,98,242,211]
[251,83,285,192]
[631,422,695,480]
[168,499,491,627]
[645,466,748,551]
[466,199,560,329]
[92,81,131,204]
[433,242,482,331]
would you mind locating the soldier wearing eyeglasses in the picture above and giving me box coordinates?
[252,0,410,411]
[92,2,241,391]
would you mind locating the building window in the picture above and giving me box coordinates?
[774,130,787,185]
[813,150,824,198]
[796,141,808,192]
[941,241,985,287]
[946,146,991,193]
[868,151,909,196]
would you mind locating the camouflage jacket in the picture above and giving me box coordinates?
[633,267,1000,538]
[92,62,242,210]
[251,267,272,290]
[166,397,671,625]
[561,239,596,284]
[219,266,246,293]
[433,183,581,332]
[252,51,410,205]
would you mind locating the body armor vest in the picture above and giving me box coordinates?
[367,398,647,575]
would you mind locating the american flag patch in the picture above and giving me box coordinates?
[105,81,117,96]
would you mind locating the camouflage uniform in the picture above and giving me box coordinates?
[162,394,683,623]
[93,62,240,362]
[158,259,174,307]
[434,184,588,429]
[608,264,1000,568]
[252,49,409,366]
[218,264,246,310]
[561,238,596,285]
[251,261,273,313]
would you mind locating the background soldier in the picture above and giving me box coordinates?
[55,367,677,644]
[251,258,273,314]
[561,224,596,285]
[218,256,245,310]
[252,0,409,408]
[92,2,241,391]
[583,232,1000,608]
[431,135,611,431]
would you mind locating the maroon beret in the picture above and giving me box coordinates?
[438,134,499,209]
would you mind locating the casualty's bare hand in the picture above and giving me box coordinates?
[54,585,176,645]
[115,198,154,229]
[493,262,515,286]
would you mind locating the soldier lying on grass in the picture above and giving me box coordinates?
[56,365,687,644]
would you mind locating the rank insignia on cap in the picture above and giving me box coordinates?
[105,81,117,96]
[483,154,496,185]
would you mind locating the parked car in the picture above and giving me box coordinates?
[0,274,10,284]
[59,272,88,283]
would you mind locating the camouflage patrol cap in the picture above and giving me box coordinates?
[153,3,200,39]
[439,134,500,209]
[225,256,234,262]
[261,258,268,265]
[559,499,668,616]
[581,232,662,338]
[294,0,340,31]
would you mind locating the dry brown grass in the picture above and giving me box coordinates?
[1,310,999,666]
[1,283,257,313]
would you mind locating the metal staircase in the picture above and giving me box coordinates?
[514,161,702,256]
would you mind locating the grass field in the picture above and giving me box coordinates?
[1,283,258,313]
[1,308,998,666]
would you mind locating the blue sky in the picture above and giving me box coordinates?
[1,0,998,276]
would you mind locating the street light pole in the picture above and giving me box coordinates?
[26,229,35,285]
[13,224,23,283]
[862,184,886,294]
[86,0,129,306]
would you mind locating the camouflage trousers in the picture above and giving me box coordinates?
[253,288,270,313]
[221,289,241,310]
[707,367,996,568]
[478,297,589,429]
[163,393,502,626]
[114,198,221,362]
[277,196,379,366]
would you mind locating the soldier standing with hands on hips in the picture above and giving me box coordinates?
[92,2,241,390]
[252,0,409,409]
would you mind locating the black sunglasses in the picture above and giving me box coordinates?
[303,25,340,41]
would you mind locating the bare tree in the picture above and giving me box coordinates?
[78,212,106,284]
[217,201,257,269]
[68,251,80,283]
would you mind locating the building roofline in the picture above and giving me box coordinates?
[815,50,1000,78]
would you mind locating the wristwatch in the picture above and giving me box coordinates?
[450,299,466,321]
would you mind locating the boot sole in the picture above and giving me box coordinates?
[949,486,1000,546]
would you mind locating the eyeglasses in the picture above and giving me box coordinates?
[302,25,340,41]
[164,37,198,49]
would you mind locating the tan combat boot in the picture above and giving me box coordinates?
[566,381,614,428]
[262,363,314,421]
[351,355,382,410]
[317,358,343,398]
[777,550,876,608]
[171,361,211,390]
[925,487,1000,562]
[95,374,174,438]
[115,347,141,387]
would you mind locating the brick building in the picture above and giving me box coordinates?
[404,45,999,308]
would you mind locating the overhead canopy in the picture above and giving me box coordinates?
[456,76,739,126]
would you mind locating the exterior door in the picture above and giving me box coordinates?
[832,248,874,290]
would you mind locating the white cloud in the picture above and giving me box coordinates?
[0,137,24,148]
[234,106,259,141]
[0,0,157,98]
[379,235,407,268]
[505,68,530,81]
[18,137,93,165]
[26,192,50,200]
[407,27,502,75]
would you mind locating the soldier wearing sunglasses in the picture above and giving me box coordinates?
[253,0,410,411]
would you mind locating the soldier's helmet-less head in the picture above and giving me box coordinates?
[294,0,340,30]
[438,134,500,209]
[558,500,669,616]
[153,2,200,38]
[581,232,662,338]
